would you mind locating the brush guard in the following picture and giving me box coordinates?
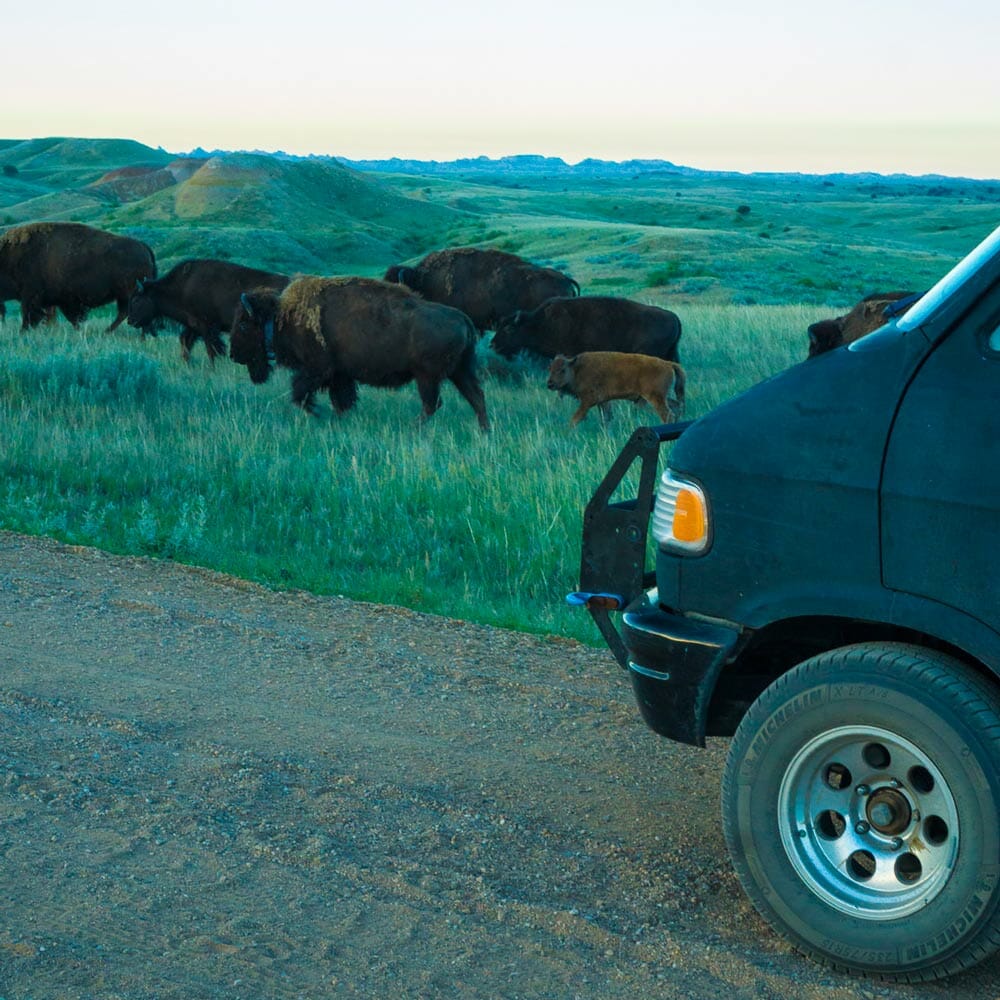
[568,420,692,668]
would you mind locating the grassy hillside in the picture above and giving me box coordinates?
[1,138,997,305]
[0,139,472,276]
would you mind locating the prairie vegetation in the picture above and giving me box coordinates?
[1,304,817,642]
[2,137,998,642]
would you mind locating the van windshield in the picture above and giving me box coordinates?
[897,224,1000,331]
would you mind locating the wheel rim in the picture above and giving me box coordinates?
[778,725,960,920]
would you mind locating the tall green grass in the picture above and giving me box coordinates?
[0,304,822,643]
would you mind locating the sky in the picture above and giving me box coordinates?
[4,0,1000,178]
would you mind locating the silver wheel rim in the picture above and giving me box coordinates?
[778,724,959,920]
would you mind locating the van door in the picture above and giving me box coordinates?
[881,298,1000,631]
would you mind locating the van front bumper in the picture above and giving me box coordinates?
[621,604,746,747]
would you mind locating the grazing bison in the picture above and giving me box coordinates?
[547,352,685,426]
[128,258,290,364]
[0,221,156,330]
[492,295,682,364]
[807,290,922,357]
[383,247,579,335]
[230,276,490,431]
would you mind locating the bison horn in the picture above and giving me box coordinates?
[240,292,254,318]
[135,279,144,293]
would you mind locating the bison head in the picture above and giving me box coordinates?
[546,354,576,392]
[230,290,280,384]
[384,264,419,291]
[807,317,846,358]
[127,280,157,329]
[490,311,528,358]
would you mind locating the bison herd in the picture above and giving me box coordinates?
[0,220,921,431]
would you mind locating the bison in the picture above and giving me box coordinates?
[383,247,579,335]
[0,221,156,330]
[547,351,686,426]
[807,290,922,357]
[128,258,290,364]
[491,295,682,365]
[229,276,489,431]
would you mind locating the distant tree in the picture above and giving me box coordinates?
[2,165,18,178]
[736,204,751,216]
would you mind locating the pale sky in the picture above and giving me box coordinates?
[4,0,1000,178]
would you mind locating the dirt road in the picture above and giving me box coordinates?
[1,531,997,999]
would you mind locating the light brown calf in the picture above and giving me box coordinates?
[546,351,686,427]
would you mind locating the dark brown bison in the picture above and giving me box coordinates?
[230,276,490,431]
[807,290,922,357]
[0,221,156,330]
[491,295,682,365]
[128,258,290,364]
[383,247,579,335]
[547,351,686,426]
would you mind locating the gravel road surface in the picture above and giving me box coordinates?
[1,532,997,999]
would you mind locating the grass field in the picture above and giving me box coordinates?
[1,137,997,643]
[0,303,819,644]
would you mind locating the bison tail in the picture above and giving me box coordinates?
[671,362,686,409]
[568,278,581,297]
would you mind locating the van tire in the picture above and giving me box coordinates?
[722,642,1000,982]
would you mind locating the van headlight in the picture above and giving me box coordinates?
[651,469,710,555]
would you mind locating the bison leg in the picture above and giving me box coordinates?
[415,375,444,423]
[20,297,47,330]
[59,302,88,327]
[569,402,593,427]
[205,329,228,365]
[598,402,613,424]
[328,375,358,414]
[291,372,325,415]
[647,394,673,423]
[106,297,128,332]
[179,328,198,364]
[448,368,490,432]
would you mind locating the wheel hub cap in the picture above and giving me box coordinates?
[866,788,911,835]
[778,725,959,920]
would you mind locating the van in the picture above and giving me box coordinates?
[573,223,1000,982]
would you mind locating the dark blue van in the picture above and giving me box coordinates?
[575,223,1000,982]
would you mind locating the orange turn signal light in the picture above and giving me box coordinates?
[672,488,708,544]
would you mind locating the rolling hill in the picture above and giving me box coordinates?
[1,137,998,305]
[0,138,471,277]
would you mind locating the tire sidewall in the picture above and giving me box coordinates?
[725,645,1000,976]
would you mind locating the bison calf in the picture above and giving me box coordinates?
[547,351,685,427]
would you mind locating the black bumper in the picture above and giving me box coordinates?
[573,419,744,746]
[622,605,744,747]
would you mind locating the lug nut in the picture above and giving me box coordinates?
[856,785,870,796]
[855,821,870,834]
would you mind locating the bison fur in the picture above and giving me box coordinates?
[547,351,686,427]
[230,276,489,431]
[807,290,921,358]
[492,295,682,365]
[128,258,290,364]
[383,247,579,336]
[0,222,156,331]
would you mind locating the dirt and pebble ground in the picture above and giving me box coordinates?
[1,530,999,999]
